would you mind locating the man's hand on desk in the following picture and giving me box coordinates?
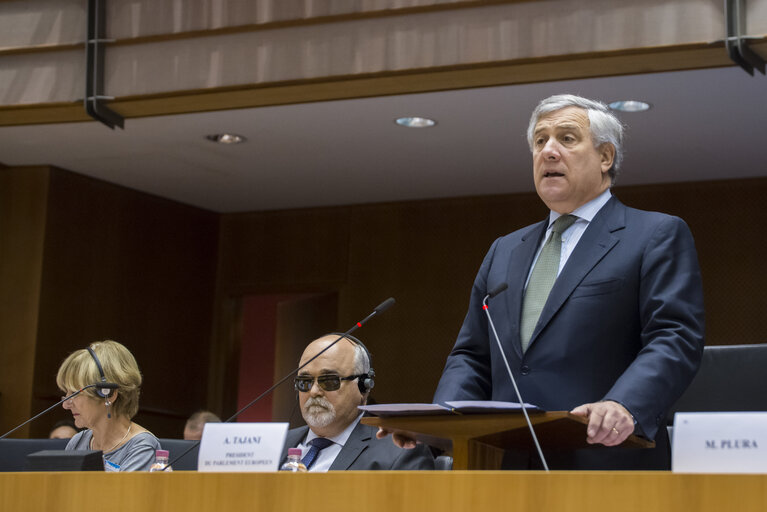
[570,400,635,447]
[375,427,418,449]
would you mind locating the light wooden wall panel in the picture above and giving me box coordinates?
[2,471,767,512]
[3,0,765,124]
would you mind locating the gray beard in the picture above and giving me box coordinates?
[303,396,336,428]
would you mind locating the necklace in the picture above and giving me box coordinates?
[92,423,132,453]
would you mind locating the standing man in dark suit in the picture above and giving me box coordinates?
[382,94,705,469]
[281,334,434,471]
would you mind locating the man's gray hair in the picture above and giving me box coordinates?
[526,94,625,182]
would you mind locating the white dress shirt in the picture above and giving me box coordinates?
[525,188,612,287]
[297,413,363,472]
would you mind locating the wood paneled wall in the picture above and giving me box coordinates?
[0,166,49,437]
[614,179,765,353]
[3,169,765,436]
[31,168,219,438]
[214,177,767,412]
[0,166,219,438]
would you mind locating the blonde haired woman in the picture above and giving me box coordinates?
[57,340,160,471]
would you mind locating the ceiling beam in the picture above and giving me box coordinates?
[2,39,757,127]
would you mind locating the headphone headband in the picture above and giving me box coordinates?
[330,333,375,395]
[86,346,115,398]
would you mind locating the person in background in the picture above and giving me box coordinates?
[280,334,434,471]
[57,340,161,471]
[183,410,221,440]
[48,419,79,439]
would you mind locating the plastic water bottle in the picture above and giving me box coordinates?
[149,449,173,472]
[279,448,307,472]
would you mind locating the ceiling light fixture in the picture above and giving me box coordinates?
[395,117,437,128]
[608,100,651,112]
[205,133,246,144]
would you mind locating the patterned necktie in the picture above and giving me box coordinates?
[301,437,334,470]
[520,214,578,353]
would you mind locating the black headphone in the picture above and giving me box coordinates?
[86,346,116,399]
[332,333,375,395]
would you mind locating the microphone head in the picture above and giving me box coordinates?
[487,283,509,299]
[374,297,396,314]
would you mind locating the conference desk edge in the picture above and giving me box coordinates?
[1,471,765,512]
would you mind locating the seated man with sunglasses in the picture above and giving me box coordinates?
[280,334,434,471]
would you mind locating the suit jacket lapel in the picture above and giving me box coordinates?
[508,220,548,357]
[280,425,309,465]
[527,197,625,350]
[328,421,370,470]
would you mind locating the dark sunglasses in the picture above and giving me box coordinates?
[294,374,363,393]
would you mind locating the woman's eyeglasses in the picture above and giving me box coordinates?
[294,374,363,392]
[60,391,79,402]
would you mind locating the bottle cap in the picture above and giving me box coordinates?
[156,450,170,457]
[287,448,302,456]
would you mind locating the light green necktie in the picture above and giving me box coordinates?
[520,214,577,353]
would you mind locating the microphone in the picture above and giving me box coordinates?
[0,383,118,440]
[374,297,396,314]
[482,284,549,471]
[165,297,396,469]
[486,283,508,299]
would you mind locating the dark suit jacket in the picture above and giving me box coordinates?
[280,421,435,471]
[433,196,705,469]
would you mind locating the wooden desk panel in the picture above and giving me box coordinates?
[1,472,765,512]
[361,412,653,469]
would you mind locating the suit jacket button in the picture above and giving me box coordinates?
[520,365,530,375]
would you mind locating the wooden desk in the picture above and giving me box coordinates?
[1,471,765,512]
[362,411,653,469]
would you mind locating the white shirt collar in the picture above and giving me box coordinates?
[548,188,612,227]
[305,412,364,447]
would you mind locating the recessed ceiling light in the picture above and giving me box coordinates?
[205,133,246,144]
[395,117,437,128]
[608,100,651,112]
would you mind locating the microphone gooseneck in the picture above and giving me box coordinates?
[0,383,116,440]
[165,297,396,470]
[482,285,549,472]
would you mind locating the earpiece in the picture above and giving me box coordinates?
[86,346,116,399]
